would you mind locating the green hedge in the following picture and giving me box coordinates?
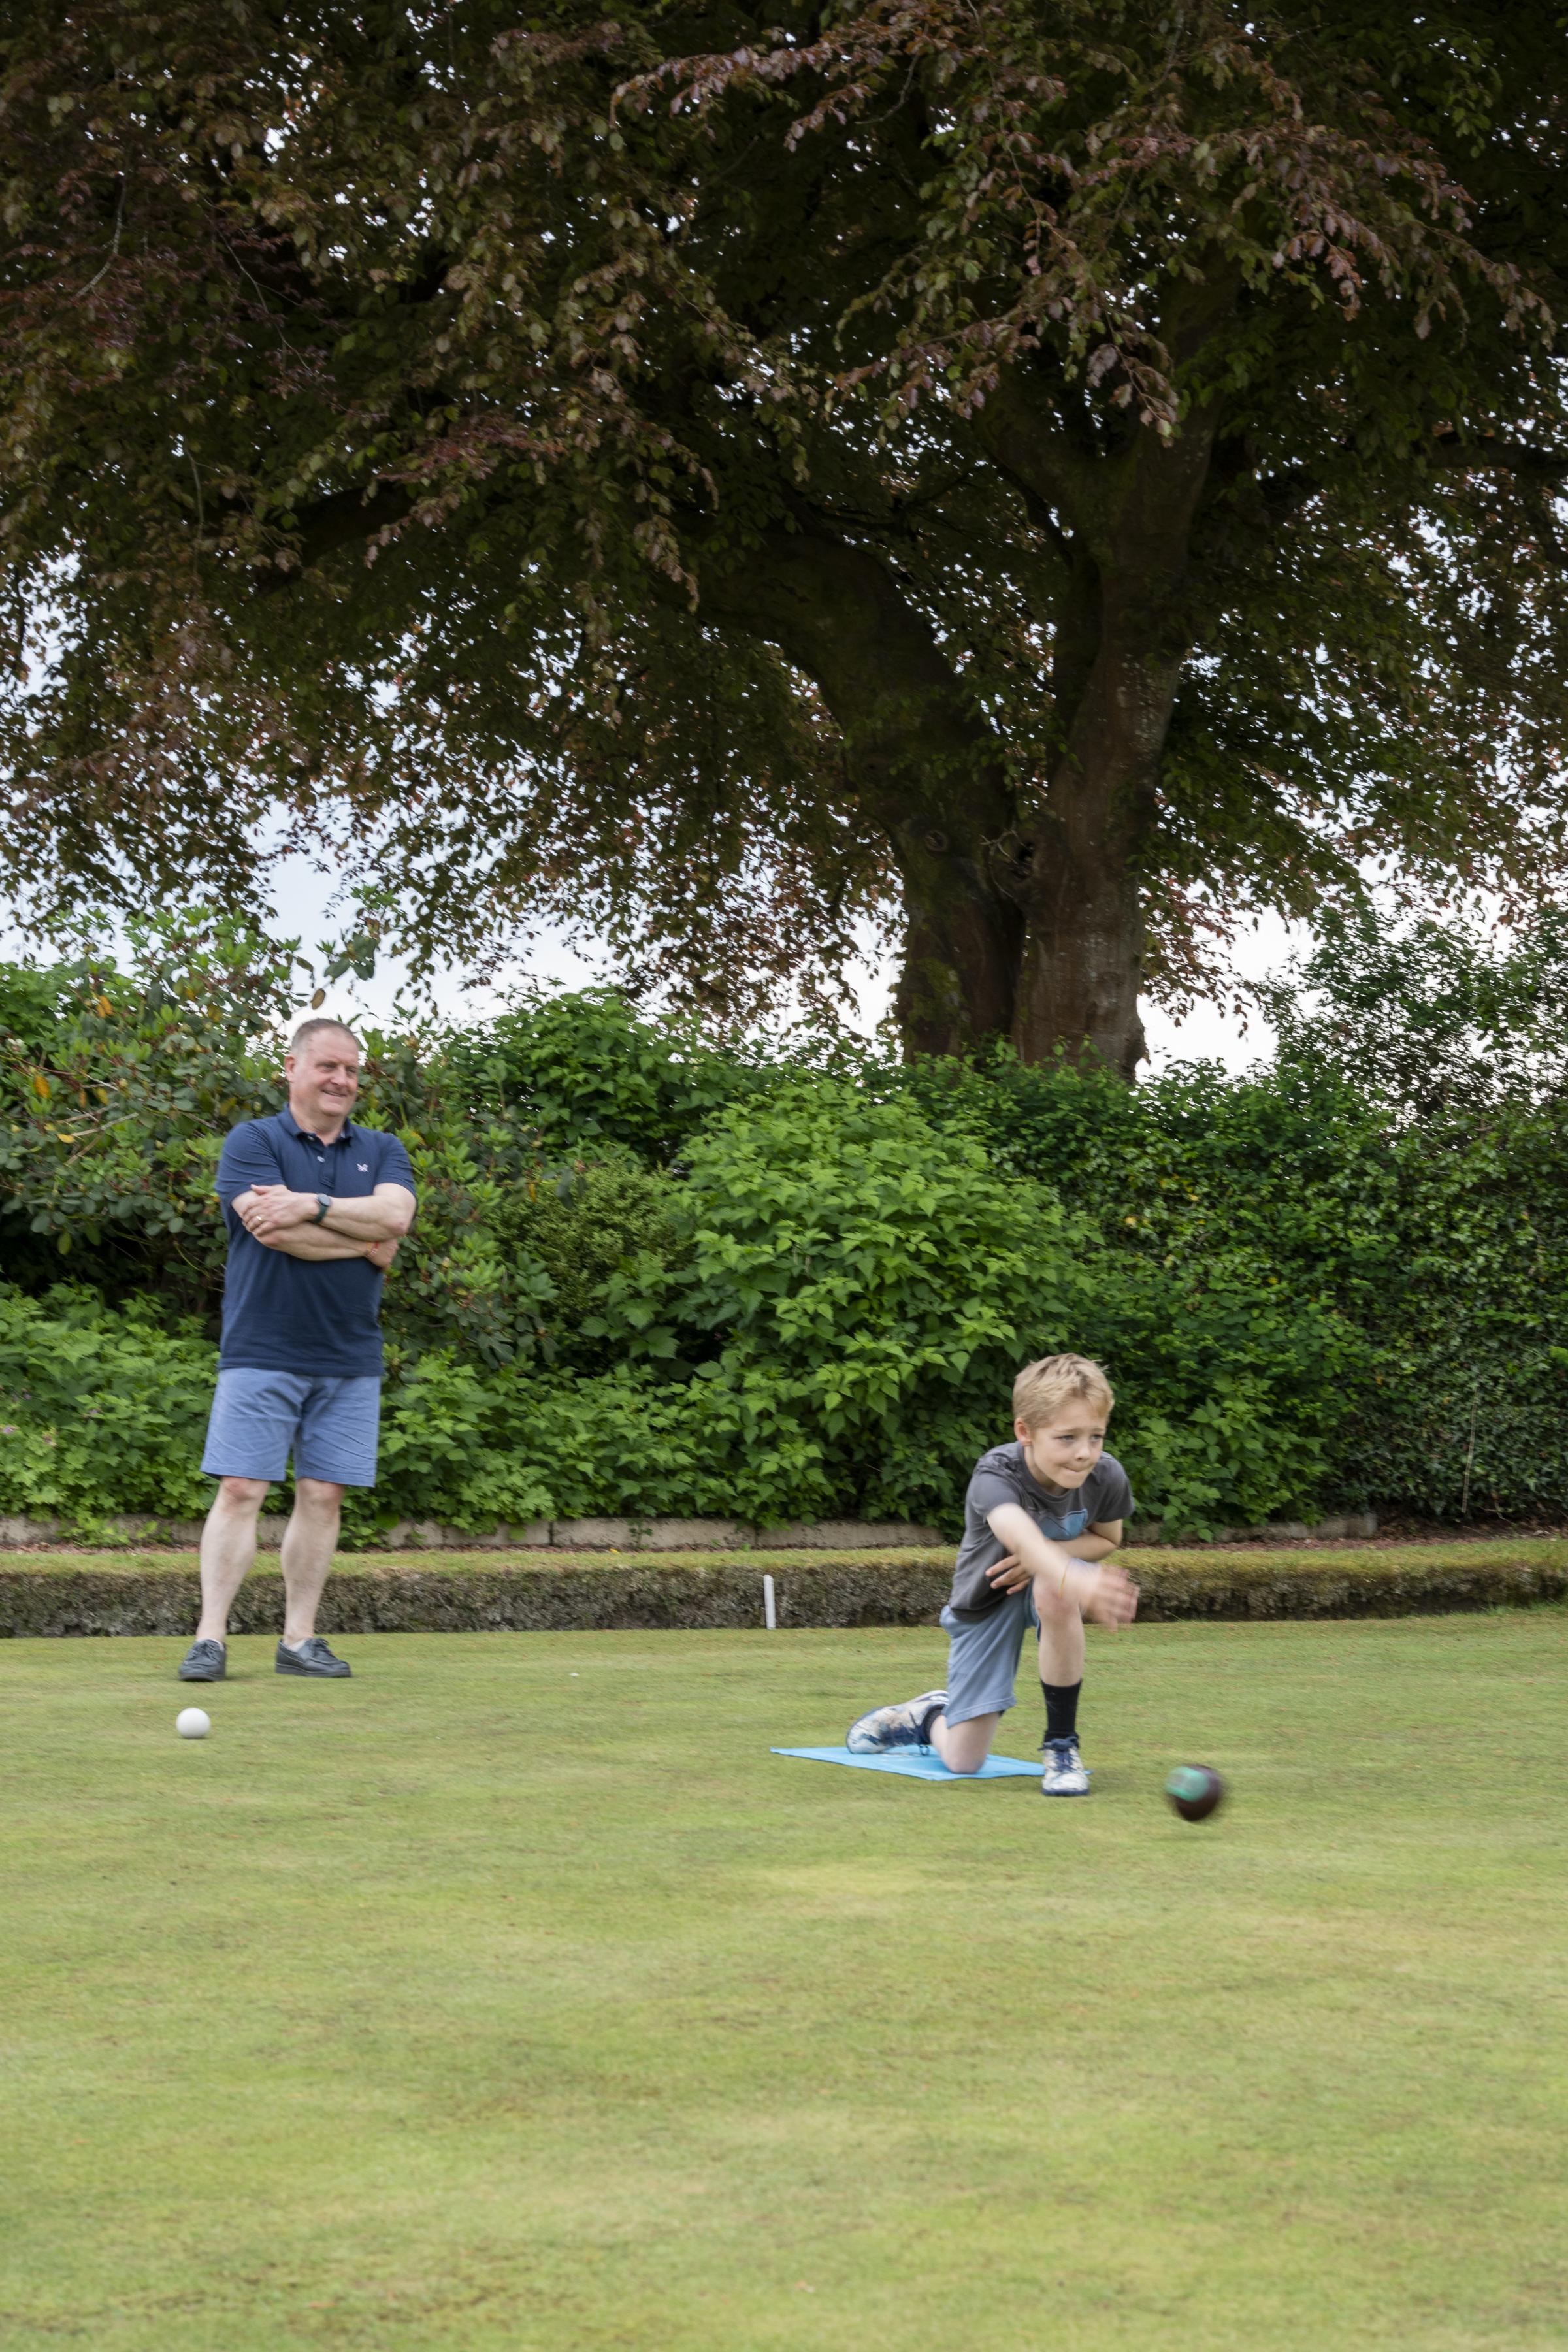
[0,913,1564,1538]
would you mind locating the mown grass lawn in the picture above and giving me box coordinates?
[2,1618,1565,2351]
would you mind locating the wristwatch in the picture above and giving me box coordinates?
[312,1192,332,1225]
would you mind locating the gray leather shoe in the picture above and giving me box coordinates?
[178,1638,227,1682]
[276,1637,352,1678]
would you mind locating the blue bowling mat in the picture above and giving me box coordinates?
[772,1745,1039,1782]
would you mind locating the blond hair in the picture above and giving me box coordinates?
[1013,1353,1113,1429]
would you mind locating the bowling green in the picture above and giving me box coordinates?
[1,1616,1563,2350]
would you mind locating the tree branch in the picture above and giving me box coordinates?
[1431,429,1568,478]
[255,484,416,592]
[968,361,1102,536]
[1015,478,1071,556]
[1522,479,1568,572]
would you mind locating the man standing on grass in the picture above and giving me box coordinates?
[178,1019,416,1684]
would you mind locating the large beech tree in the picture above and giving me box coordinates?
[3,2,1567,1067]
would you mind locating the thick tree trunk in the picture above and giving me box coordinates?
[704,377,1216,1073]
[702,520,1026,1056]
[1009,798,1150,1075]
[976,362,1224,1077]
[1008,555,1191,1075]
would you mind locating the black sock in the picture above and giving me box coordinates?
[918,1699,945,1742]
[1041,1680,1081,1744]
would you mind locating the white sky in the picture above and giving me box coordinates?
[0,834,1305,1075]
[253,849,1298,1075]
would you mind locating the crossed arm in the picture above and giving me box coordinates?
[983,1502,1139,1626]
[229,1183,416,1267]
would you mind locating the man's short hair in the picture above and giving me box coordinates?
[286,1017,361,1060]
[1013,1352,1114,1429]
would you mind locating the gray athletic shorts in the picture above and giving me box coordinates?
[202,1368,382,1488]
[940,1588,1040,1725]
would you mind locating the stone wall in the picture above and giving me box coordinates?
[0,1509,1379,1552]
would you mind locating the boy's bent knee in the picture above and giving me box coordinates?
[938,1718,996,1775]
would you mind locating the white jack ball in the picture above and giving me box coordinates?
[176,1707,211,1740]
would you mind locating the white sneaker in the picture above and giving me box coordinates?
[845,1690,946,1753]
[1041,1737,1090,1796]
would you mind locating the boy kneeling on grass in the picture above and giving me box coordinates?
[847,1354,1139,1796]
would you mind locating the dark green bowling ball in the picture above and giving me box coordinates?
[1164,1764,1226,1821]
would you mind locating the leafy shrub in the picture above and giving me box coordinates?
[0,1286,215,1524]
[494,1147,687,1372]
[581,1083,1093,1526]
[1259,904,1568,1117]
[442,988,767,1158]
[1,917,1565,1537]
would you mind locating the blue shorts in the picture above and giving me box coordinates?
[202,1369,382,1488]
[941,1588,1041,1726]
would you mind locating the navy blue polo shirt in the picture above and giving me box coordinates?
[214,1111,416,1377]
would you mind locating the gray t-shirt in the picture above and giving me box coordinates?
[946,1441,1135,1620]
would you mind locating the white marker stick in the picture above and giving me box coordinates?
[762,1573,777,1630]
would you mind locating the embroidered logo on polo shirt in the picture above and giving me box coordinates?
[357,1162,368,1171]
